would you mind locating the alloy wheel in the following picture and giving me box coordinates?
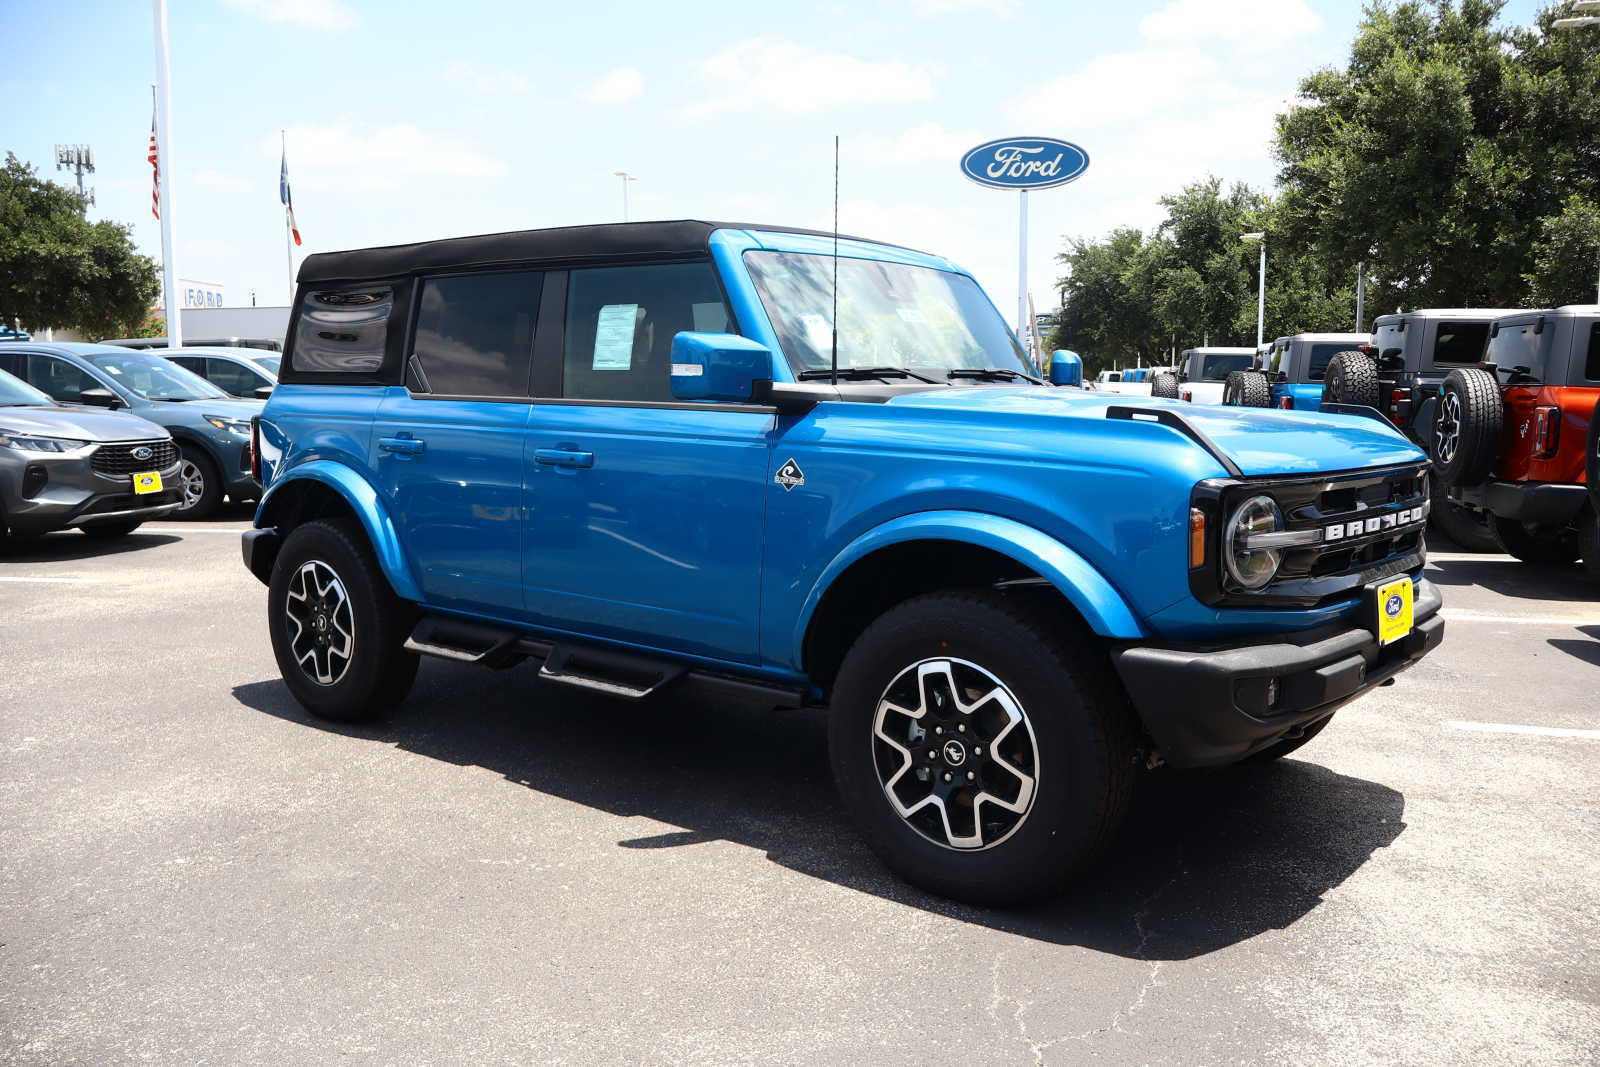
[1436,391,1462,464]
[177,459,206,511]
[284,559,355,686]
[871,657,1039,851]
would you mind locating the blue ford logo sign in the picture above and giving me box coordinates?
[131,446,154,462]
[1385,594,1404,618]
[960,136,1090,190]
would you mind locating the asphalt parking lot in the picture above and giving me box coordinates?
[2,512,1597,1066]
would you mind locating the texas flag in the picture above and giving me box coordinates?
[279,145,301,246]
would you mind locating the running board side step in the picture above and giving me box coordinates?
[401,615,808,706]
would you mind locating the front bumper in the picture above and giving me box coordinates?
[2,453,184,534]
[1111,578,1444,767]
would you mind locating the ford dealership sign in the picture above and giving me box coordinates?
[960,137,1090,190]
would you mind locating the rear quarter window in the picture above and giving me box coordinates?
[1431,322,1491,366]
[1585,323,1600,382]
[289,287,394,377]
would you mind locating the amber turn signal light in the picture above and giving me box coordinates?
[1189,508,1207,568]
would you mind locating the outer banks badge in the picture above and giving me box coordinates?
[774,458,805,492]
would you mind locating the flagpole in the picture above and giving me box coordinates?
[282,129,294,303]
[151,0,181,346]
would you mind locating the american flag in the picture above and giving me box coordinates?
[147,104,160,219]
[280,144,301,246]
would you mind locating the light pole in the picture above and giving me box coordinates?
[1555,3,1600,302]
[1241,232,1266,347]
[612,171,636,222]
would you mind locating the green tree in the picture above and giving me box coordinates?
[1050,227,1161,375]
[1525,196,1600,305]
[0,153,159,338]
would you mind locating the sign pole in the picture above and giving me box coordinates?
[1017,188,1029,366]
[151,0,181,346]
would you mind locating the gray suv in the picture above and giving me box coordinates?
[0,344,262,518]
[0,369,183,539]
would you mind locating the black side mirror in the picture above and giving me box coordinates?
[253,385,274,399]
[77,388,121,408]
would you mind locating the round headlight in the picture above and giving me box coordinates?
[1224,494,1284,590]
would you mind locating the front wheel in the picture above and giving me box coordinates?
[268,519,420,721]
[174,446,224,519]
[828,589,1138,906]
[1491,515,1579,565]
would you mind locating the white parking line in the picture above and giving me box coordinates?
[0,576,100,584]
[152,527,250,534]
[1442,611,1600,626]
[1427,553,1516,563]
[1447,720,1600,740]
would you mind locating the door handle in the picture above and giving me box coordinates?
[379,435,426,455]
[534,448,594,469]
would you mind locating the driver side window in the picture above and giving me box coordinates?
[27,356,101,402]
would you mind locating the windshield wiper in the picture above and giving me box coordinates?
[797,366,940,384]
[947,367,1044,385]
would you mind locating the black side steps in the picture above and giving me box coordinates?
[401,615,808,707]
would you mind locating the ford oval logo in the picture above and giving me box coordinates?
[960,136,1090,191]
[131,446,154,461]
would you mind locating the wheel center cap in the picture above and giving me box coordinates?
[942,739,968,767]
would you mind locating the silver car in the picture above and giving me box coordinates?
[0,369,183,540]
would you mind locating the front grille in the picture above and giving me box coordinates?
[90,439,178,476]
[1193,463,1430,608]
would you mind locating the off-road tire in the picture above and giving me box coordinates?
[1150,371,1181,400]
[1434,368,1503,486]
[81,520,143,538]
[1223,370,1271,408]
[1579,511,1600,582]
[1426,471,1499,553]
[1323,350,1381,410]
[1242,714,1333,763]
[175,444,224,519]
[1491,515,1580,565]
[828,589,1140,906]
[268,519,419,721]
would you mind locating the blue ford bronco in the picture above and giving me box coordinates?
[243,221,1444,904]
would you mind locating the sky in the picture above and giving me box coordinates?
[3,0,1553,325]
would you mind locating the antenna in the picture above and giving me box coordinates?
[831,134,840,386]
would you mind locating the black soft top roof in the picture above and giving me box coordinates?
[296,220,885,284]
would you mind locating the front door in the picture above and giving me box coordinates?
[370,270,543,617]
[522,262,772,664]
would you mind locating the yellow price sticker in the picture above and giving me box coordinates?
[132,471,163,495]
[1375,576,1413,646]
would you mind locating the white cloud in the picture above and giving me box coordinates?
[580,66,644,104]
[1010,48,1233,129]
[268,120,508,190]
[913,0,1020,14]
[849,122,977,166]
[222,0,357,31]
[1139,0,1320,51]
[192,169,250,192]
[445,63,529,94]
[685,37,938,117]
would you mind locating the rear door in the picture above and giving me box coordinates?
[370,270,542,618]
[521,262,773,664]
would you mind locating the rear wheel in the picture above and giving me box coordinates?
[1223,370,1271,408]
[1434,368,1503,486]
[1150,371,1180,399]
[1323,350,1380,410]
[828,589,1138,906]
[1491,515,1579,565]
[81,520,143,539]
[268,519,419,721]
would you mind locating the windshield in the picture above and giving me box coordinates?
[89,350,227,400]
[745,251,1030,377]
[1194,354,1253,382]
[256,356,281,375]
[0,368,52,406]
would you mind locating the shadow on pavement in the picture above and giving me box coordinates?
[1425,557,1598,602]
[0,530,182,562]
[1548,624,1600,668]
[234,660,1406,961]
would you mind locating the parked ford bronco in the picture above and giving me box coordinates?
[243,221,1444,904]
[1151,347,1255,405]
[1431,305,1599,576]
[1224,333,1371,412]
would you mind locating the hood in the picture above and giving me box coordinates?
[168,397,265,418]
[0,404,170,443]
[881,386,1425,476]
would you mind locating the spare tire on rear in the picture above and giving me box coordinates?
[1150,371,1180,399]
[1223,370,1271,408]
[1323,350,1380,409]
[1433,367,1503,486]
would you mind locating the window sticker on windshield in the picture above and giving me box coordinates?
[799,313,833,353]
[105,365,122,375]
[593,304,639,371]
[896,307,926,324]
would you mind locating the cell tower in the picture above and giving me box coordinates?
[54,144,96,212]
